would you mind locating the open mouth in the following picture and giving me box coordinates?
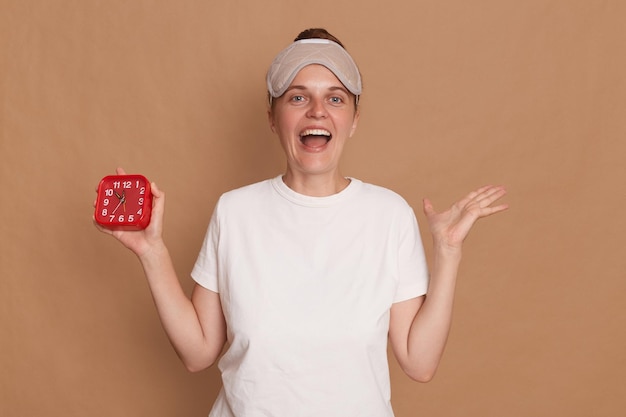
[299,129,332,148]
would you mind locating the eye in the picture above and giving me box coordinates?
[329,96,343,104]
[290,95,306,103]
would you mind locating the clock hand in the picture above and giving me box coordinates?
[111,199,123,215]
[111,189,127,216]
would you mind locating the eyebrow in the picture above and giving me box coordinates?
[284,85,350,95]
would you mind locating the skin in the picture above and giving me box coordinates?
[268,64,359,196]
[94,64,508,380]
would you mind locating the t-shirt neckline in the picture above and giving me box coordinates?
[270,175,361,207]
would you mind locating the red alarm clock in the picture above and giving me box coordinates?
[94,174,153,230]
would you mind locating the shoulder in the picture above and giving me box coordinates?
[217,178,273,206]
[211,178,277,224]
[353,179,413,210]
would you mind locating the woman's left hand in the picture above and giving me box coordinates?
[423,185,509,251]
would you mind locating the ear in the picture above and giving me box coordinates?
[267,109,277,133]
[349,109,360,138]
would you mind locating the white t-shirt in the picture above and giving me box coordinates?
[192,176,429,417]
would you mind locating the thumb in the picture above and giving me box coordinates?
[150,181,163,198]
[423,198,435,217]
[150,182,165,215]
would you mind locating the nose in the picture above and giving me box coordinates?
[306,97,328,119]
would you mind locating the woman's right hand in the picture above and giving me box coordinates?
[93,167,166,259]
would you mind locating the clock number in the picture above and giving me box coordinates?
[97,176,151,228]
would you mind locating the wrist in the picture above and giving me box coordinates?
[429,244,462,289]
[432,240,463,261]
[137,239,168,263]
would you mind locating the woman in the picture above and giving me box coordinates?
[96,28,508,417]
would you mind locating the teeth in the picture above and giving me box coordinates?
[300,129,331,137]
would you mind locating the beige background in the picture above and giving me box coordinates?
[1,1,625,416]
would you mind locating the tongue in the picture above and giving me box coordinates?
[302,135,329,148]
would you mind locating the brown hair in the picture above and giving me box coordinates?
[294,28,345,48]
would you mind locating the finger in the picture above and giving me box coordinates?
[422,198,435,217]
[151,183,165,214]
[477,184,505,196]
[462,185,502,206]
[457,185,493,208]
[484,203,509,215]
[471,185,500,201]
[144,182,165,231]
[116,167,127,175]
[473,185,495,195]
[150,181,163,198]
[473,202,509,221]
[475,186,507,208]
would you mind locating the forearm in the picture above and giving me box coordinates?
[395,184,507,381]
[138,241,223,371]
[405,247,462,380]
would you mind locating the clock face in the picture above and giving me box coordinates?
[94,174,152,230]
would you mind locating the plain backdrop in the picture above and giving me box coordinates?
[1,1,625,416]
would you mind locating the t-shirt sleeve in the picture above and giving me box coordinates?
[393,205,429,303]
[190,201,220,293]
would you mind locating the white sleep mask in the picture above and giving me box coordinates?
[266,39,362,99]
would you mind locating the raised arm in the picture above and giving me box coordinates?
[389,185,508,382]
[94,168,226,372]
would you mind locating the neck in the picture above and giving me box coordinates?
[282,171,350,197]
